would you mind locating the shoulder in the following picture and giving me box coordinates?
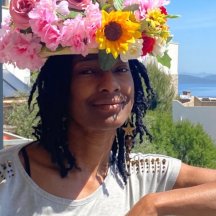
[128,152,182,173]
[0,143,29,183]
[0,143,24,161]
[127,152,182,190]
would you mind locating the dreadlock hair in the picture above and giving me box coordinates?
[28,56,154,183]
[111,59,154,183]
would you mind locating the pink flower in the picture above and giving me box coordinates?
[85,2,101,20]
[9,0,37,29]
[0,31,45,70]
[124,0,170,20]
[60,4,101,56]
[1,16,12,30]
[124,0,169,9]
[123,0,139,6]
[67,0,91,10]
[28,0,57,23]
[30,20,60,51]
[29,0,61,51]
[0,30,12,63]
[85,3,101,48]
[60,16,89,55]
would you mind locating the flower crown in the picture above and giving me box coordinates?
[0,0,177,71]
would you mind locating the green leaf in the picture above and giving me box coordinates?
[113,0,124,10]
[69,11,80,18]
[166,14,180,19]
[59,10,83,20]
[140,20,150,32]
[102,3,112,11]
[156,51,172,68]
[166,36,173,43]
[99,50,118,71]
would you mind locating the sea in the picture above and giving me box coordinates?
[178,83,216,98]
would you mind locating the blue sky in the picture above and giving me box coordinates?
[167,0,216,75]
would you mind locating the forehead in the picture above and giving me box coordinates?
[71,54,129,70]
[72,54,98,62]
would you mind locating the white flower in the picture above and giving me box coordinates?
[152,37,166,57]
[56,1,70,16]
[120,39,143,62]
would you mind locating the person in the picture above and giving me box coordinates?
[1,0,216,215]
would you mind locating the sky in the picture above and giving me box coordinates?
[167,0,216,75]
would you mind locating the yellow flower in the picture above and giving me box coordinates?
[144,8,170,41]
[146,8,167,26]
[96,10,141,59]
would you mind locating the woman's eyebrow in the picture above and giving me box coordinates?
[74,60,98,68]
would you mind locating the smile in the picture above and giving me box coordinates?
[93,102,124,108]
[92,102,125,113]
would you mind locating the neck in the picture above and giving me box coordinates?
[68,123,116,173]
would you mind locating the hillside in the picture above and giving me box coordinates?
[179,74,216,84]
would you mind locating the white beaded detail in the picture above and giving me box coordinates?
[127,155,167,175]
[0,160,15,183]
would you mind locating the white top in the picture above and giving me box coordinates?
[0,143,181,216]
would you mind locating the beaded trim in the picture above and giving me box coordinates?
[127,156,167,175]
[0,160,15,182]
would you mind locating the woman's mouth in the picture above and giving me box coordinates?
[93,103,124,111]
[90,94,128,115]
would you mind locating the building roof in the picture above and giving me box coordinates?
[3,69,30,98]
[178,96,216,107]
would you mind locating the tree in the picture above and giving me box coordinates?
[133,111,216,168]
[146,63,175,112]
[4,94,38,139]
[171,121,216,168]
[4,73,38,139]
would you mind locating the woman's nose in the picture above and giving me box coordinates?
[98,71,120,93]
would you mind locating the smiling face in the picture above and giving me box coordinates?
[69,54,134,131]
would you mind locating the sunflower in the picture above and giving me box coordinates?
[96,10,141,59]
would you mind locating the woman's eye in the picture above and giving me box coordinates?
[79,69,95,75]
[115,67,129,73]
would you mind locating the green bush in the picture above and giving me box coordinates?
[171,121,216,168]
[4,73,39,139]
[133,111,216,168]
[146,63,175,112]
[4,99,38,139]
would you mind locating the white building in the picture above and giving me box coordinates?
[172,97,216,143]
[164,42,179,95]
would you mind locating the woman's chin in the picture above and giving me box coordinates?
[88,115,126,131]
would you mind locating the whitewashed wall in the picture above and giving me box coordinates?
[2,5,9,17]
[143,42,179,95]
[172,100,216,143]
[164,43,179,76]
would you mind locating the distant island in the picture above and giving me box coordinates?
[178,74,216,97]
[179,74,216,84]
